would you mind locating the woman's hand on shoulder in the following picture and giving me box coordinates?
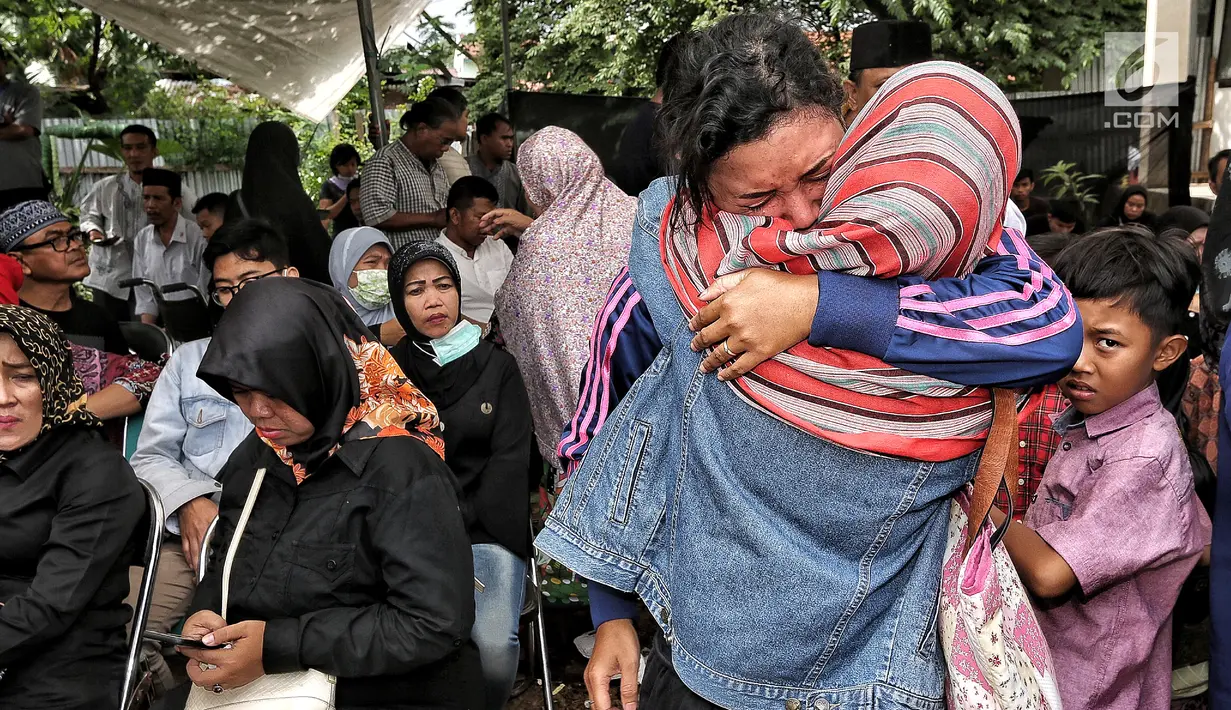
[182,618,268,691]
[688,269,818,381]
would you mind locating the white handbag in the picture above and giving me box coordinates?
[185,468,337,710]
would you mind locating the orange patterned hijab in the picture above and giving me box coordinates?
[199,278,444,484]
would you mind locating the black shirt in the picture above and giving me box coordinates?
[610,102,662,197]
[20,295,128,354]
[1017,195,1049,220]
[319,181,359,237]
[433,344,532,558]
[192,433,482,709]
[0,426,145,708]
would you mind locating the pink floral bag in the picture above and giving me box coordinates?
[939,390,1064,710]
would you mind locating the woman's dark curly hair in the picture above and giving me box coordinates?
[658,14,845,228]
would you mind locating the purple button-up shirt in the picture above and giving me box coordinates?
[1027,382,1211,710]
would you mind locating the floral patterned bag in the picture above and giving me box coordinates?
[939,390,1064,710]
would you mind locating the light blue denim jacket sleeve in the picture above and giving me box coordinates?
[130,338,254,534]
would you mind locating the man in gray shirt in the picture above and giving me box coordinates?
[0,48,47,211]
[467,113,529,214]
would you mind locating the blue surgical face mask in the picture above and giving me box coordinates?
[430,321,482,366]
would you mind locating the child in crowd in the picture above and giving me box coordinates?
[992,226,1212,710]
[995,232,1076,520]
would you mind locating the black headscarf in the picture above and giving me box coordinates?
[0,305,99,435]
[387,241,491,410]
[198,278,443,477]
[229,122,332,283]
[1100,184,1156,229]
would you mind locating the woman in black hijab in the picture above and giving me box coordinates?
[170,278,482,709]
[388,241,532,710]
[1099,184,1156,229]
[228,122,332,283]
[0,306,144,707]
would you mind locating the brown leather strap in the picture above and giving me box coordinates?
[965,389,1020,553]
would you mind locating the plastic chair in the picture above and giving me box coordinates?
[122,415,144,461]
[121,479,165,710]
[118,321,174,363]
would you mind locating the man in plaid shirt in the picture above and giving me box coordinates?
[360,98,459,248]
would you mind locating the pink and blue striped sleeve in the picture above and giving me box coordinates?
[557,267,662,478]
[809,227,1082,388]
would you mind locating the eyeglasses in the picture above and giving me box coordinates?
[12,230,85,253]
[210,269,283,306]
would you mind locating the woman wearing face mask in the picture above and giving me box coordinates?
[0,306,145,707]
[388,241,532,710]
[164,278,481,709]
[1099,184,1156,229]
[329,226,405,345]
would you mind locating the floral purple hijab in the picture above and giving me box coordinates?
[495,127,636,473]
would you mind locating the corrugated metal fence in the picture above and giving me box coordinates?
[45,117,243,206]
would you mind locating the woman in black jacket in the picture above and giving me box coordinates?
[170,278,482,709]
[388,241,532,710]
[1099,183,1156,229]
[0,305,144,708]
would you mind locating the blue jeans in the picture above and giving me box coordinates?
[472,543,526,710]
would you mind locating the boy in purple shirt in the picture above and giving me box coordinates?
[992,227,1211,710]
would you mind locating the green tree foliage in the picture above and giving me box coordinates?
[468,0,1147,112]
[0,0,191,115]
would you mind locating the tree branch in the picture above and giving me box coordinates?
[420,12,477,62]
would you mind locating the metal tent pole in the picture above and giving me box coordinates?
[499,0,513,112]
[356,0,388,148]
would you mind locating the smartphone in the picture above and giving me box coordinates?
[144,629,210,649]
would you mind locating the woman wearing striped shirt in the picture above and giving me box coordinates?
[537,14,1082,710]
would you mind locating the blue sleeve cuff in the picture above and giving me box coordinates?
[808,271,897,358]
[588,580,640,628]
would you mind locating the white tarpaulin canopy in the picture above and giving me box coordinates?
[73,0,429,122]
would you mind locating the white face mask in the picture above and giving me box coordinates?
[350,269,390,309]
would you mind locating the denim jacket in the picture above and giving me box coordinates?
[536,178,980,710]
[130,338,252,535]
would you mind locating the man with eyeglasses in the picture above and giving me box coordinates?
[127,218,297,694]
[0,200,128,354]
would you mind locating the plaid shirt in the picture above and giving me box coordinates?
[360,140,448,248]
[996,384,1069,520]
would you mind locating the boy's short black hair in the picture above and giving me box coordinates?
[1025,232,1070,268]
[1048,199,1080,225]
[1208,148,1231,180]
[120,124,158,147]
[1015,168,1034,183]
[346,176,362,196]
[204,219,291,271]
[329,143,361,174]
[142,168,182,198]
[475,113,511,139]
[1053,225,1199,341]
[192,192,229,216]
[447,176,499,214]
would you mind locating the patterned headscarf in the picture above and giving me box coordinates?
[0,305,100,434]
[496,127,636,467]
[198,278,443,483]
[661,61,1021,453]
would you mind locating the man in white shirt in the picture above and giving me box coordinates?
[436,176,513,330]
[132,168,208,324]
[79,124,196,321]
